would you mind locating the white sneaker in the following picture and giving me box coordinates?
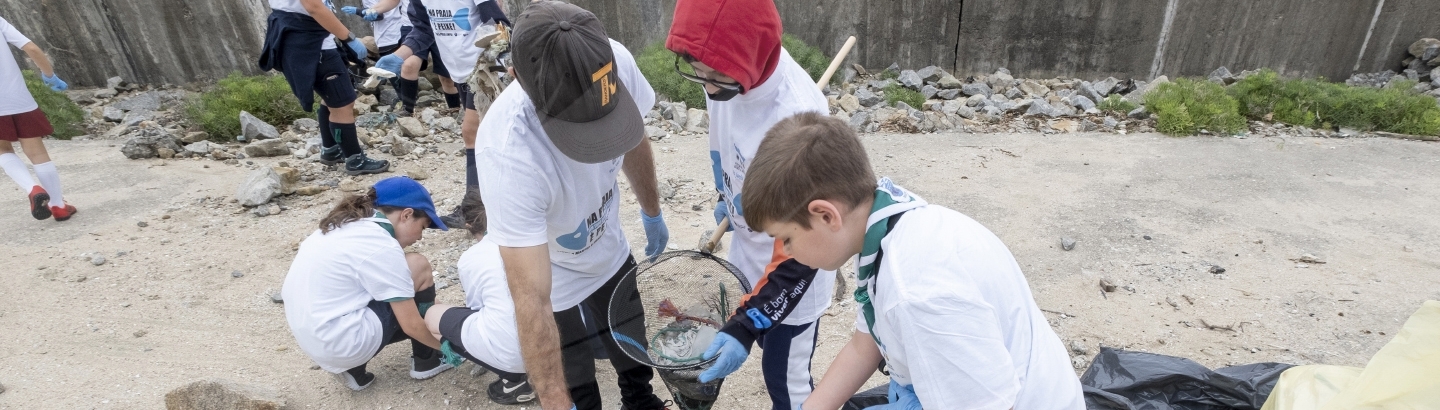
[410,355,454,380]
[334,371,375,391]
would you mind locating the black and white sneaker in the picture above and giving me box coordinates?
[409,354,454,380]
[319,145,344,165]
[344,154,391,176]
[438,205,467,230]
[487,377,536,405]
[334,370,376,391]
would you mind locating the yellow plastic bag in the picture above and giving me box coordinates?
[1261,300,1440,410]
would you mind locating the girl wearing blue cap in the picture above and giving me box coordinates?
[282,176,455,391]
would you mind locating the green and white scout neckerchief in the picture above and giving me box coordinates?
[855,177,927,349]
[368,210,396,238]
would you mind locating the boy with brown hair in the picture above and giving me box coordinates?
[742,112,1084,410]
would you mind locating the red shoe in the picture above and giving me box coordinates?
[28,186,50,220]
[50,202,76,221]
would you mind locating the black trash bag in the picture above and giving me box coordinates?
[1082,347,1294,410]
[842,383,890,410]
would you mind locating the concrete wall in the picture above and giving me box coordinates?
[3,0,1438,87]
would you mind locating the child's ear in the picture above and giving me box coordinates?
[807,200,844,230]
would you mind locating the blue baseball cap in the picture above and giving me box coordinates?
[373,176,448,231]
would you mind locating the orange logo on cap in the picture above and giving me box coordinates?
[591,62,617,106]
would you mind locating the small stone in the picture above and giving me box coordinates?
[407,169,430,181]
[232,270,244,278]
[1297,253,1325,264]
[293,185,327,196]
[1103,117,1120,129]
[269,290,284,304]
[1128,106,1149,119]
[936,88,961,100]
[645,126,667,141]
[137,221,148,228]
[235,168,283,207]
[1209,265,1226,274]
[961,82,993,98]
[855,88,884,107]
[1166,297,1180,309]
[241,139,290,158]
[1061,237,1076,251]
[1024,99,1064,117]
[103,106,126,122]
[397,117,427,139]
[1409,38,1440,61]
[916,65,946,83]
[937,74,963,89]
[1099,278,1117,292]
[291,118,318,131]
[1068,95,1096,111]
[239,111,280,140]
[1143,235,1152,240]
[897,70,923,89]
[1123,284,1136,292]
[157,148,176,159]
[1069,340,1090,356]
[134,330,147,338]
[1072,356,1088,370]
[91,256,107,266]
[164,379,286,410]
[1018,80,1050,97]
[1209,66,1235,84]
[921,85,939,99]
[685,108,709,133]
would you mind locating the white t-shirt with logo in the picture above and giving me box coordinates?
[706,49,834,325]
[365,0,412,48]
[856,204,1084,410]
[420,0,500,84]
[455,237,525,374]
[282,222,415,373]
[476,39,655,311]
[0,17,38,116]
[269,0,338,50]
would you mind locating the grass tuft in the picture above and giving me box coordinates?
[23,71,86,140]
[1097,94,1137,114]
[185,73,308,141]
[1144,78,1247,136]
[1230,69,1440,135]
[883,84,924,109]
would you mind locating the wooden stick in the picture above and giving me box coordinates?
[701,217,730,254]
[815,36,857,89]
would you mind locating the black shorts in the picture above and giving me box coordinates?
[315,49,359,108]
[419,46,450,78]
[439,307,525,380]
[367,299,407,346]
[454,82,477,111]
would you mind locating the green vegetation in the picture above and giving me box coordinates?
[635,42,707,109]
[22,70,86,139]
[1144,78,1247,136]
[1229,69,1440,136]
[883,84,924,109]
[1097,94,1137,114]
[878,68,900,81]
[185,73,308,141]
[781,34,831,85]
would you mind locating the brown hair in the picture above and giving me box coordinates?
[742,112,875,231]
[317,188,409,233]
[460,189,487,236]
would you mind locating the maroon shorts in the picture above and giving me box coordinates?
[0,109,54,142]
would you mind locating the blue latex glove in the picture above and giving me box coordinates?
[340,6,359,15]
[375,54,403,75]
[358,8,381,20]
[697,332,747,383]
[641,210,669,262]
[863,380,921,410]
[713,199,733,232]
[344,36,368,60]
[41,73,67,91]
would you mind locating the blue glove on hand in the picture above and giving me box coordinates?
[863,380,921,410]
[360,8,381,21]
[698,332,748,383]
[713,199,734,232]
[340,6,359,15]
[375,54,403,75]
[345,36,368,60]
[641,210,669,262]
[42,73,67,91]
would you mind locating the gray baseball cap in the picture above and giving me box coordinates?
[511,1,644,164]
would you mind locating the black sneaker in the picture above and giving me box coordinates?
[319,145,344,165]
[409,354,454,380]
[334,371,375,391]
[487,378,536,405]
[345,154,391,176]
[439,205,466,230]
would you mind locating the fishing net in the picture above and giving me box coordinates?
[608,250,752,410]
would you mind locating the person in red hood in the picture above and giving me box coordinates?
[665,1,833,409]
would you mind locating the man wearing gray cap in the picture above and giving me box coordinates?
[473,1,670,409]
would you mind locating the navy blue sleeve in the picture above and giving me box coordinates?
[474,0,510,27]
[401,0,435,55]
[718,257,820,349]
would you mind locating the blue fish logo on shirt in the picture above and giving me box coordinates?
[452,7,472,31]
[556,219,589,250]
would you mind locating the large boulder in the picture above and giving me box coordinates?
[916,66,947,83]
[102,106,125,122]
[164,379,285,410]
[685,108,709,133]
[855,88,884,108]
[1409,38,1440,61]
[242,139,290,158]
[936,74,963,89]
[961,82,993,98]
[1024,98,1066,117]
[235,168,282,207]
[239,111,280,141]
[838,93,860,113]
[897,70,923,89]
[111,91,164,112]
[120,126,183,159]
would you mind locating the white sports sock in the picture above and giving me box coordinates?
[32,162,64,206]
[0,153,36,192]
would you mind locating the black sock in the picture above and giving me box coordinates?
[444,92,460,109]
[318,106,335,149]
[333,122,363,158]
[465,148,478,188]
[398,78,419,112]
[345,363,372,382]
[412,286,439,360]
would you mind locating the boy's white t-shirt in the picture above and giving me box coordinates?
[476,39,656,311]
[269,0,338,50]
[857,205,1084,410]
[455,237,525,374]
[364,0,412,48]
[419,0,500,84]
[706,49,834,325]
[0,17,38,116]
[282,222,415,373]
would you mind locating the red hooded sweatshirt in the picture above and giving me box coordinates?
[665,0,783,92]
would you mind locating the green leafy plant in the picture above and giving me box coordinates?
[1097,94,1137,114]
[1230,69,1440,135]
[782,34,831,84]
[22,70,86,140]
[185,73,308,141]
[1143,78,1246,136]
[636,42,707,109]
[883,84,924,109]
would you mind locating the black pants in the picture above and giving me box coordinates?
[347,296,439,376]
[553,256,665,410]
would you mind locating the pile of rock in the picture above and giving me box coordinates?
[1346,38,1440,99]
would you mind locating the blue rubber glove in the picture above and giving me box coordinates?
[863,380,921,410]
[641,210,669,262]
[713,199,733,232]
[344,36,368,60]
[375,54,403,75]
[697,332,748,383]
[340,6,359,15]
[42,73,67,91]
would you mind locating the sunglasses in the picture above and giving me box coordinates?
[674,56,742,91]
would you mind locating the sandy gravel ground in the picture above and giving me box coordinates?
[1,131,1437,409]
